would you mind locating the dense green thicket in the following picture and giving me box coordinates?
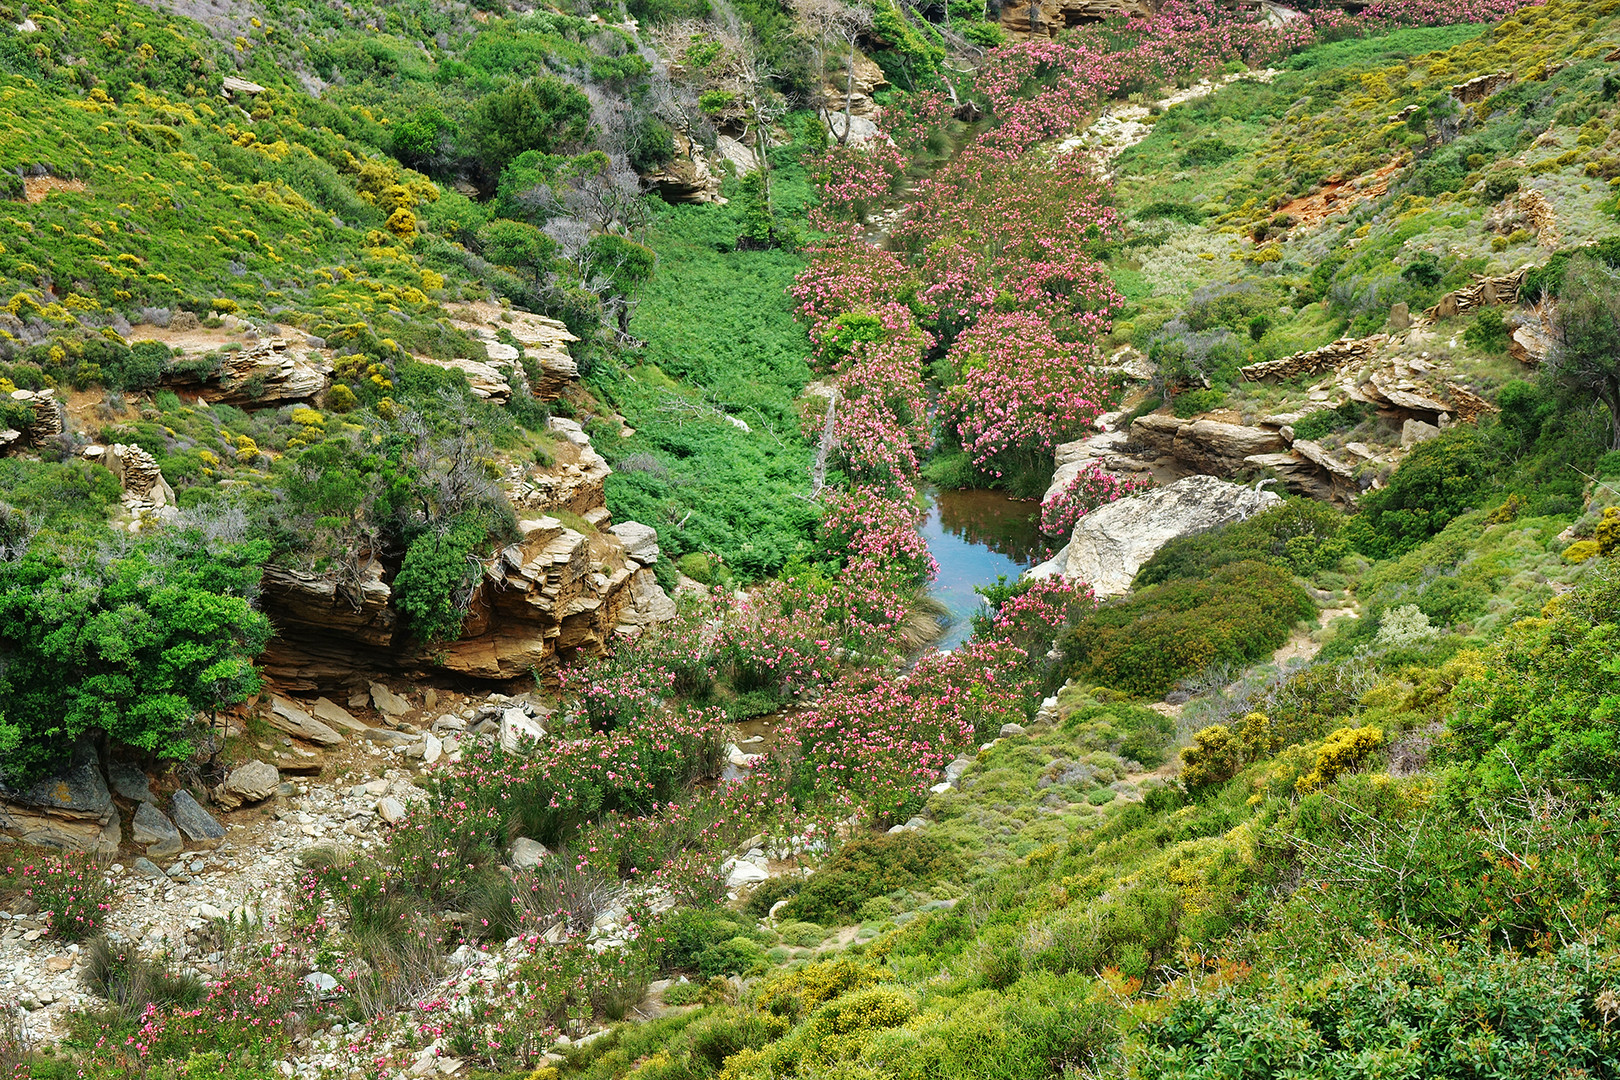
[0,523,270,779]
[1063,561,1316,697]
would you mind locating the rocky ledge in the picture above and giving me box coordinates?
[1029,475,1282,596]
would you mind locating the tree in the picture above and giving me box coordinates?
[0,532,272,781]
[1549,256,1620,449]
[584,232,656,336]
[466,77,593,175]
[478,219,557,287]
[391,106,455,173]
[791,0,872,145]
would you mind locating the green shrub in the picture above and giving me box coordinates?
[697,936,768,977]
[1170,387,1226,418]
[1289,401,1371,442]
[1138,944,1620,1079]
[392,515,490,643]
[1463,306,1511,353]
[1343,426,1488,558]
[780,833,960,925]
[1064,561,1315,698]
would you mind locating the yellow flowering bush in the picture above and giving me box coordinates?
[1295,726,1384,794]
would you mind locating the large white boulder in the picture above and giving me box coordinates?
[1028,475,1282,597]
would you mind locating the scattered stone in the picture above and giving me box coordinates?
[219,760,280,808]
[1401,418,1443,448]
[171,790,225,841]
[133,857,165,879]
[500,708,546,753]
[1389,301,1411,331]
[364,727,418,747]
[303,971,341,994]
[723,858,769,888]
[310,697,367,733]
[132,802,183,859]
[267,696,345,746]
[376,797,408,824]
[370,682,412,716]
[509,837,550,869]
[999,723,1028,738]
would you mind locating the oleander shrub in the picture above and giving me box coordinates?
[1063,561,1316,698]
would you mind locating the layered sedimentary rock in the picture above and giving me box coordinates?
[1129,414,1287,475]
[644,133,724,204]
[999,0,1149,37]
[447,306,580,400]
[259,515,676,689]
[0,741,120,856]
[416,356,511,403]
[162,338,331,406]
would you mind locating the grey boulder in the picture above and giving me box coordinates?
[131,801,182,859]
[170,790,225,841]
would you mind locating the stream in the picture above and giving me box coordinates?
[920,486,1047,651]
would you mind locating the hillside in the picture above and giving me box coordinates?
[1,0,1620,1077]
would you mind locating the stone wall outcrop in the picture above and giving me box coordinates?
[162,338,331,406]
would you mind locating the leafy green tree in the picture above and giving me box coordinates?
[584,232,656,334]
[478,219,557,287]
[1549,256,1620,449]
[466,77,592,174]
[390,106,455,173]
[0,533,271,780]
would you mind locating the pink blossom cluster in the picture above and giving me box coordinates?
[1039,462,1155,537]
[944,311,1109,477]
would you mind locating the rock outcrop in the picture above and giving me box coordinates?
[0,742,120,856]
[260,515,678,688]
[1028,475,1282,596]
[999,0,1149,37]
[415,356,511,403]
[644,133,724,204]
[447,306,580,400]
[162,338,330,406]
[1129,415,1287,475]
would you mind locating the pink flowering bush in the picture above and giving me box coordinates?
[9,853,112,941]
[1039,464,1155,537]
[944,312,1109,485]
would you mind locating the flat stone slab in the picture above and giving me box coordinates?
[268,696,345,746]
[132,801,182,858]
[170,790,224,841]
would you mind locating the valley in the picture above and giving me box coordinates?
[2,0,1620,1077]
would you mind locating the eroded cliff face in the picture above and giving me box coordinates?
[998,0,1151,39]
[258,421,676,692]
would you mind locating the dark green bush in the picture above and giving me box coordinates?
[1136,499,1346,587]
[1064,561,1315,698]
[1343,426,1488,558]
[780,833,960,925]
